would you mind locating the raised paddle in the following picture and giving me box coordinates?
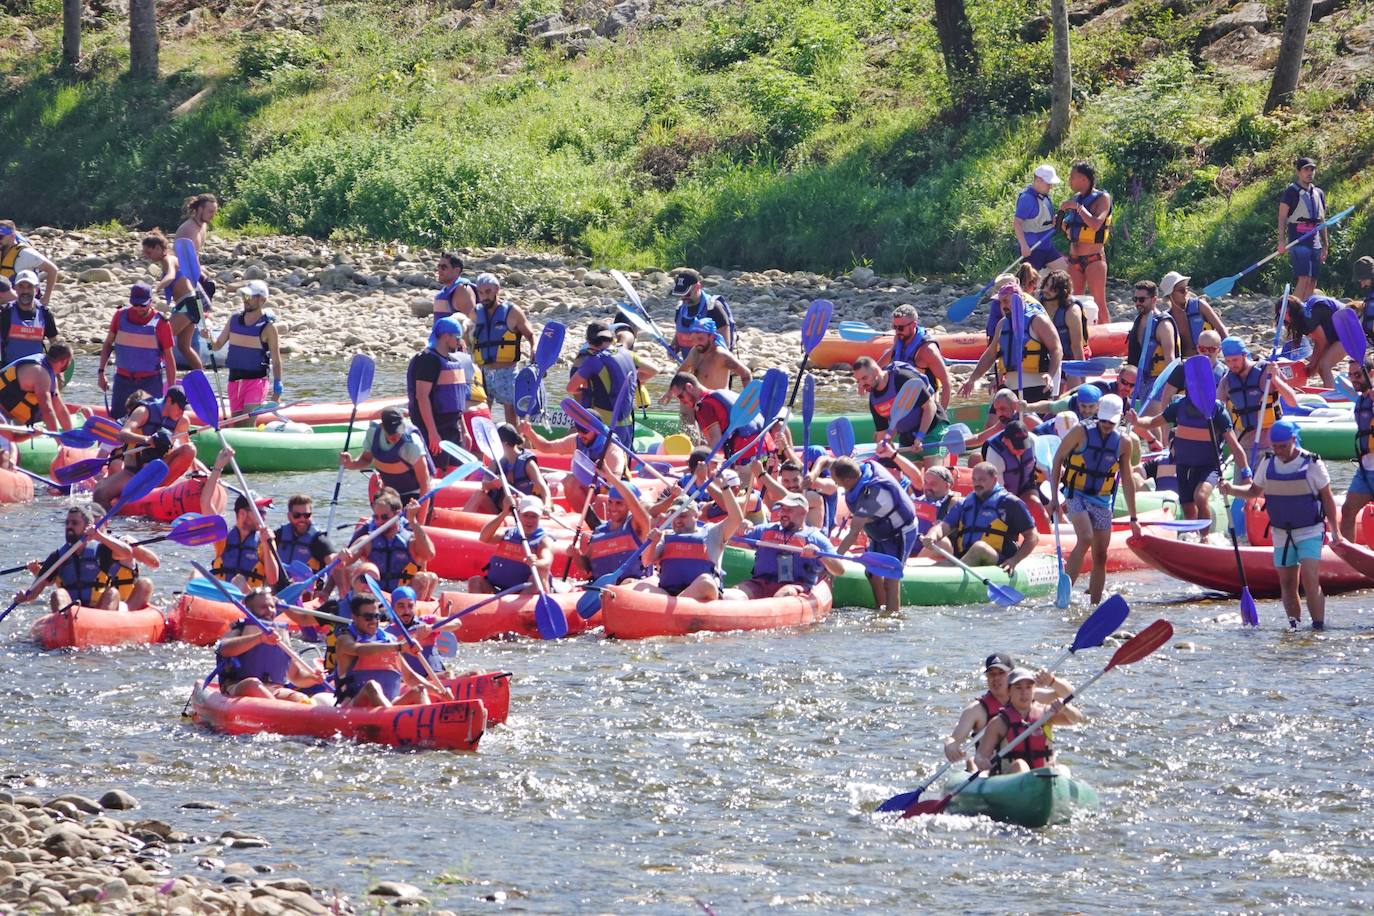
[877,594,1130,813]
[616,305,680,362]
[941,423,970,457]
[365,575,453,699]
[1033,433,1061,474]
[926,542,1025,607]
[902,616,1172,819]
[1010,290,1027,402]
[560,450,603,580]
[52,458,113,487]
[0,458,168,626]
[190,560,318,682]
[324,354,376,537]
[610,268,675,355]
[1201,204,1358,298]
[0,513,224,577]
[514,367,542,417]
[696,377,765,466]
[785,299,834,408]
[837,321,887,342]
[185,575,244,601]
[827,417,855,458]
[1184,354,1258,627]
[1248,283,1291,473]
[801,373,816,472]
[472,416,567,640]
[947,357,1115,376]
[729,536,905,580]
[947,237,1052,323]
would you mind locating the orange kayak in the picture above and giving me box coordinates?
[423,526,578,580]
[439,671,512,725]
[29,604,168,650]
[0,466,34,503]
[119,474,225,521]
[600,580,833,639]
[167,592,248,646]
[809,321,1132,369]
[437,588,598,641]
[189,684,487,751]
[1126,532,1369,596]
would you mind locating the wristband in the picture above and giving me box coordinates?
[1129,516,1138,522]
[1240,468,1253,480]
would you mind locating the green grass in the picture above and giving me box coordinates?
[1,0,1370,287]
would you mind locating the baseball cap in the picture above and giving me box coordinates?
[671,269,701,296]
[129,282,153,305]
[13,270,38,287]
[1096,394,1124,424]
[1053,411,1078,436]
[1033,164,1061,185]
[1221,336,1248,359]
[773,492,809,510]
[379,407,404,433]
[241,279,270,299]
[585,322,615,344]
[1270,418,1300,443]
[1008,667,1036,685]
[1354,256,1374,282]
[1075,384,1102,406]
[391,585,417,603]
[608,481,641,501]
[1295,156,1317,170]
[984,652,1014,672]
[516,495,543,515]
[1158,271,1190,297]
[719,469,741,488]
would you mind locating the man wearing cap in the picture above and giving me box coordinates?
[433,252,476,322]
[0,270,59,366]
[93,385,195,510]
[1278,157,1328,301]
[340,407,433,503]
[209,279,282,421]
[637,479,743,601]
[878,304,950,408]
[1150,380,1249,536]
[339,487,438,600]
[944,654,1075,768]
[758,456,838,532]
[1014,165,1069,273]
[0,337,73,431]
[924,461,1040,575]
[1217,336,1296,455]
[671,269,735,358]
[960,282,1062,404]
[408,315,475,467]
[97,282,177,419]
[569,473,654,584]
[832,456,920,614]
[1050,394,1142,603]
[569,321,646,443]
[0,221,57,305]
[853,356,948,461]
[677,316,750,392]
[202,446,280,591]
[469,494,554,595]
[520,415,624,517]
[469,273,535,424]
[734,491,845,599]
[1161,271,1227,358]
[974,667,1083,775]
[1222,419,1341,630]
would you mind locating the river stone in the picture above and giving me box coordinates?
[42,827,86,858]
[99,789,139,810]
[97,876,131,901]
[369,880,424,898]
[46,800,83,820]
[77,267,116,284]
[120,864,156,885]
[49,793,102,815]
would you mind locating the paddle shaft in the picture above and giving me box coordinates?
[561,476,601,579]
[288,513,400,592]
[1202,417,1257,618]
[694,413,787,497]
[190,560,314,674]
[430,584,529,629]
[928,542,1005,594]
[325,400,361,536]
[213,429,287,577]
[1248,289,1289,470]
[729,535,889,573]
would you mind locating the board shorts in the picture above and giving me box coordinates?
[1066,493,1114,531]
[484,365,518,407]
[110,372,161,421]
[1027,243,1065,271]
[172,294,202,324]
[1350,460,1374,496]
[1272,532,1323,567]
[870,527,920,563]
[228,377,269,416]
[1177,465,1220,502]
[1289,243,1322,280]
[663,572,721,597]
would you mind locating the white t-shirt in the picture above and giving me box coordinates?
[11,247,55,281]
[1254,451,1330,543]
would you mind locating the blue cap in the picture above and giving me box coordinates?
[429,316,464,344]
[1221,336,1248,358]
[608,481,641,501]
[391,585,417,602]
[129,282,153,305]
[1270,419,1299,443]
[803,445,826,466]
[1074,384,1101,405]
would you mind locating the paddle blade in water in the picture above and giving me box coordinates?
[1334,306,1367,365]
[182,370,219,429]
[1183,355,1218,415]
[53,458,107,486]
[346,353,376,404]
[575,588,603,620]
[827,417,855,457]
[514,367,540,417]
[83,415,124,446]
[534,322,567,374]
[900,797,949,819]
[801,300,833,353]
[988,581,1026,607]
[1240,589,1260,627]
[859,551,905,580]
[470,416,501,462]
[571,450,600,488]
[533,593,568,640]
[1055,568,1072,609]
[169,514,229,547]
[1071,594,1129,651]
[1107,618,1173,668]
[876,789,922,813]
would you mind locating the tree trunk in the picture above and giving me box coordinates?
[61,0,81,70]
[1265,0,1314,113]
[129,0,159,80]
[1043,0,1072,147]
[932,0,978,91]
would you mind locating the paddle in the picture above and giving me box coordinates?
[1032,434,1072,608]
[888,376,933,443]
[1335,374,1360,402]
[838,321,887,342]
[514,366,541,418]
[941,423,970,457]
[947,237,1051,323]
[927,543,1025,607]
[1033,433,1061,474]
[902,616,1172,819]
[610,268,677,358]
[0,513,225,577]
[471,416,567,640]
[877,594,1130,813]
[1143,357,1181,408]
[1335,304,1366,366]
[801,373,816,472]
[694,369,789,494]
[428,583,530,629]
[729,536,904,579]
[189,559,317,683]
[0,422,99,449]
[1184,354,1258,627]
[0,458,167,626]
[1201,204,1358,298]
[1248,284,1291,472]
[52,458,111,487]
[557,399,676,487]
[827,417,855,458]
[698,377,765,466]
[615,298,679,362]
[365,575,453,699]
[324,354,376,538]
[560,450,603,580]
[785,299,833,408]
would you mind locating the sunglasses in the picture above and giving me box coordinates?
[1198,346,1220,354]
[892,321,914,331]
[374,513,395,522]
[291,511,312,519]
[1133,295,1151,303]
[355,612,382,621]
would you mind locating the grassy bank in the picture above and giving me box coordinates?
[1,0,1371,288]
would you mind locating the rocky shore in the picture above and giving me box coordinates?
[22,226,1281,388]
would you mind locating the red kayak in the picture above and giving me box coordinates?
[119,474,225,521]
[809,321,1131,369]
[423,526,580,580]
[600,580,833,639]
[30,604,168,650]
[1331,541,1374,582]
[437,589,598,641]
[1126,533,1369,597]
[439,671,512,725]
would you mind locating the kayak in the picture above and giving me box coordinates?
[436,589,600,641]
[423,526,578,581]
[1126,532,1370,597]
[808,322,1132,369]
[167,592,249,646]
[1036,511,1177,572]
[29,604,168,650]
[0,466,34,503]
[190,423,369,473]
[118,475,225,521]
[189,684,487,752]
[600,580,833,638]
[943,766,1099,828]
[1243,499,1372,548]
[1288,416,1356,460]
[426,505,582,533]
[1332,540,1374,581]
[439,671,512,725]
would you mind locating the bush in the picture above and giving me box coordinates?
[234,29,324,83]
[738,60,834,149]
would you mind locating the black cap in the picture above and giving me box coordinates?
[1355,256,1374,282]
[984,652,1014,672]
[671,270,701,296]
[380,407,404,433]
[1295,156,1317,170]
[585,321,615,344]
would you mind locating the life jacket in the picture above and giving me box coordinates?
[749,524,826,586]
[101,556,139,602]
[985,432,1037,497]
[1261,450,1325,532]
[370,525,418,592]
[0,353,54,425]
[472,302,521,365]
[226,310,272,374]
[845,462,918,542]
[992,704,1053,774]
[368,424,431,496]
[1048,299,1089,359]
[890,328,944,395]
[213,527,266,588]
[1284,181,1326,242]
[135,397,179,438]
[580,345,638,426]
[407,347,472,419]
[1356,393,1374,459]
[589,518,645,580]
[276,522,326,574]
[1061,188,1112,245]
[486,527,543,589]
[917,493,956,530]
[1361,290,1374,343]
[111,308,166,377]
[657,527,720,593]
[673,293,734,354]
[0,242,30,280]
[871,362,945,434]
[1128,310,1181,383]
[1019,185,1057,236]
[949,485,1020,561]
[1063,424,1122,499]
[1181,297,1213,351]
[997,301,1050,377]
[337,623,404,701]
[391,618,445,675]
[1223,362,1280,439]
[977,691,1004,720]
[703,489,762,523]
[1169,396,1221,468]
[695,389,764,456]
[1,303,49,363]
[499,450,538,496]
[56,542,104,605]
[433,277,473,317]
[216,619,291,687]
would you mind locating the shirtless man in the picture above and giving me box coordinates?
[0,339,73,431]
[170,193,219,370]
[674,317,750,393]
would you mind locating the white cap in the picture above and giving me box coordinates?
[241,279,270,299]
[719,469,741,488]
[12,270,38,287]
[1033,164,1061,186]
[1159,271,1190,297]
[1097,394,1124,424]
[516,495,543,515]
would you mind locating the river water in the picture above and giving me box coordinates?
[2,363,1372,913]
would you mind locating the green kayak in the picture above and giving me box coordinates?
[191,423,371,473]
[538,408,880,444]
[1290,417,1355,460]
[945,766,1099,828]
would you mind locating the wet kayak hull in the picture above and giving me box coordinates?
[29,604,168,650]
[600,581,832,638]
[1126,532,1369,596]
[943,767,1099,828]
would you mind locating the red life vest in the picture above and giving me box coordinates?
[976,691,1003,720]
[993,704,1053,773]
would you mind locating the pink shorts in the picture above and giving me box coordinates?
[228,377,269,416]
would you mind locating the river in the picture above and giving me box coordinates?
[2,362,1372,913]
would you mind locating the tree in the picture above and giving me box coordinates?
[61,0,81,70]
[1043,0,1072,147]
[129,0,159,80]
[1265,0,1313,113]
[932,0,978,93]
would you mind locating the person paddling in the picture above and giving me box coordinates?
[209,280,282,422]
[878,305,950,408]
[338,489,437,601]
[735,492,846,599]
[93,386,195,511]
[340,407,433,503]
[96,282,177,419]
[568,476,654,585]
[636,482,744,601]
[334,593,442,709]
[1221,419,1342,630]
[202,448,278,591]
[17,506,158,613]
[388,585,463,677]
[832,457,920,614]
[923,462,1041,575]
[944,654,1074,770]
[468,495,554,596]
[214,587,323,704]
[0,340,74,431]
[974,668,1084,775]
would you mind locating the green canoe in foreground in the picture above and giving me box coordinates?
[945,766,1099,828]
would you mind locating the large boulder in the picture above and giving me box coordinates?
[597,0,650,38]
[1201,2,1270,45]
[1201,25,1281,80]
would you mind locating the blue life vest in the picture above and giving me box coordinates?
[112,309,165,377]
[889,329,943,395]
[369,424,431,496]
[985,432,1037,497]
[214,527,264,587]
[226,310,272,374]
[1262,451,1325,532]
[216,620,291,687]
[135,397,179,437]
[673,293,734,356]
[371,526,417,593]
[949,485,1021,561]
[486,527,543,589]
[1,304,49,363]
[580,346,638,425]
[1182,297,1210,350]
[589,518,645,580]
[1356,392,1374,459]
[57,542,104,605]
[657,527,720,593]
[338,624,404,700]
[276,523,326,573]
[749,524,827,586]
[1361,290,1374,343]
[1048,299,1087,358]
[1063,424,1121,500]
[391,620,445,675]
[433,277,473,317]
[500,450,538,495]
[1170,396,1221,468]
[845,462,918,542]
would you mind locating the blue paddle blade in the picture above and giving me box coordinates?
[1241,589,1260,627]
[534,322,567,374]
[56,428,99,449]
[988,581,1025,607]
[1033,434,1061,473]
[560,397,609,436]
[182,369,219,429]
[433,630,459,658]
[1336,375,1359,401]
[425,461,481,499]
[1062,358,1110,377]
[838,321,884,341]
[877,789,924,813]
[439,440,482,467]
[83,415,125,446]
[534,594,568,640]
[571,450,600,487]
[1334,306,1367,365]
[346,353,376,404]
[858,551,906,580]
[802,373,815,423]
[888,377,927,431]
[575,587,603,619]
[1071,594,1129,650]
[186,576,243,601]
[53,458,107,486]
[941,423,970,457]
[801,300,833,353]
[827,417,855,457]
[1200,273,1239,299]
[173,238,202,287]
[470,416,501,462]
[946,289,980,323]
[514,367,540,418]
[285,560,314,581]
[728,379,764,431]
[1183,355,1218,415]
[759,368,789,419]
[116,458,169,507]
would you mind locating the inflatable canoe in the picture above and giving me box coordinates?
[600,580,833,639]
[29,604,168,650]
[436,589,598,641]
[1126,532,1370,597]
[423,526,578,580]
[439,671,512,725]
[808,322,1132,369]
[0,466,35,503]
[118,474,225,522]
[939,766,1099,828]
[190,423,369,473]
[167,592,250,646]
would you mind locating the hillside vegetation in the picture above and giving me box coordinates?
[1,0,1372,289]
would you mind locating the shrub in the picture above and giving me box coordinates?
[234,29,324,83]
